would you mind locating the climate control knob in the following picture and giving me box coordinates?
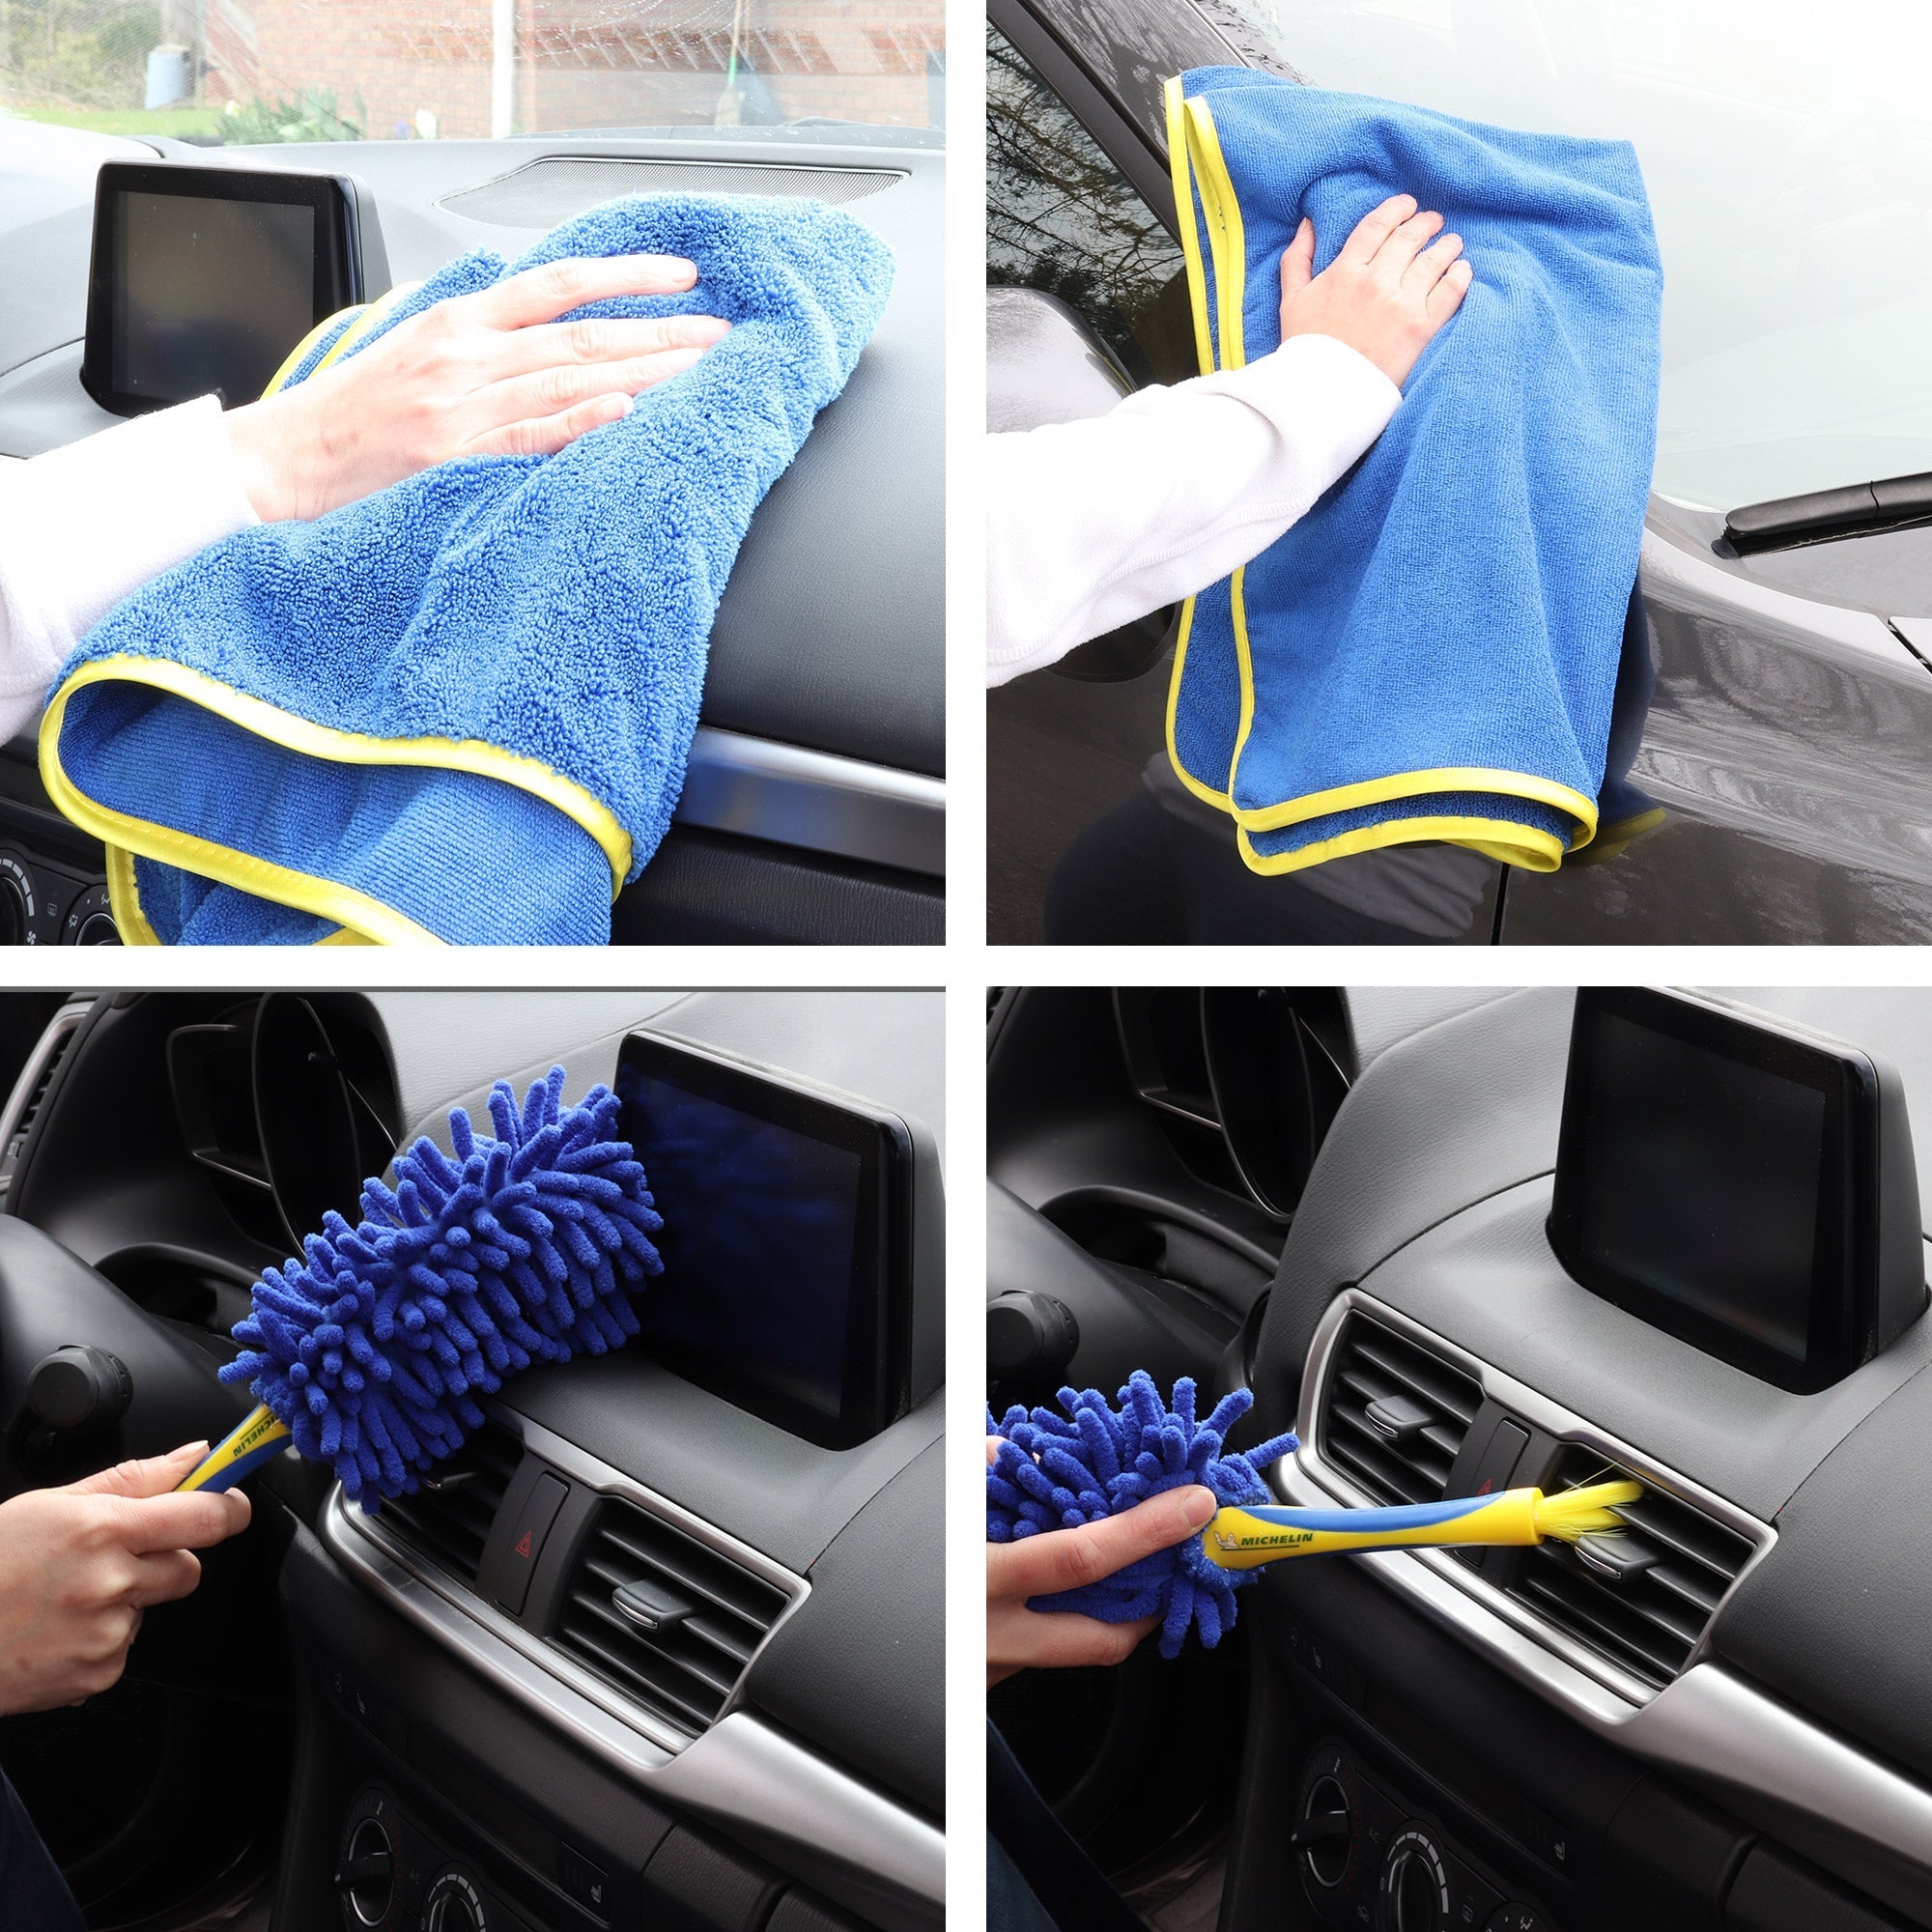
[1293,1773,1354,1889]
[422,1867,487,1932]
[334,1814,394,1927]
[1378,1824,1450,1932]
[0,869,28,947]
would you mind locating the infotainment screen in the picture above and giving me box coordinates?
[1548,988,1924,1392]
[615,1034,920,1447]
[83,162,370,415]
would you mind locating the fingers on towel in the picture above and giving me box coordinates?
[473,251,704,329]
[491,312,732,380]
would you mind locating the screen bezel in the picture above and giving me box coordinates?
[82,161,362,417]
[1548,987,1879,1394]
[616,1032,915,1448]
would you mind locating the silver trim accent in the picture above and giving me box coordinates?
[321,1410,943,1921]
[1291,1290,1932,1885]
[1294,1290,1776,1710]
[673,726,944,878]
[0,997,91,1199]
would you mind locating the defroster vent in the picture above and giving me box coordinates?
[375,1421,521,1587]
[555,1499,790,1737]
[1320,1313,1483,1505]
[441,156,903,227]
[1509,1445,1757,1690]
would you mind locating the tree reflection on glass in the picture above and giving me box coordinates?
[986,23,1192,384]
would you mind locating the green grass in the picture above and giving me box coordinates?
[5,103,225,138]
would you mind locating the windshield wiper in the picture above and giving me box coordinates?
[1724,471,1932,554]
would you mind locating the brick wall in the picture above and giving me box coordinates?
[208,0,943,139]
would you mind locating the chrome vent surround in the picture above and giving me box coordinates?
[555,1498,792,1738]
[441,156,903,227]
[1511,1444,1758,1691]
[1319,1312,1483,1504]
[1298,1291,1777,1709]
[373,1421,522,1586]
[0,999,91,1197]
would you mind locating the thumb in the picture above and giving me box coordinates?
[65,1442,210,1500]
[1281,215,1315,293]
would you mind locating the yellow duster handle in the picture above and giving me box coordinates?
[176,1401,292,1493]
[1201,1481,1639,1571]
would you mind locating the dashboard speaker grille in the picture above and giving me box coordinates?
[441,156,903,227]
[1320,1313,1483,1504]
[1509,1445,1757,1690]
[554,1498,790,1735]
[374,1421,521,1586]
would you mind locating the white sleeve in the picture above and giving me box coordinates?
[0,394,259,744]
[985,333,1402,687]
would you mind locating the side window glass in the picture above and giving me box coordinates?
[986,23,1197,386]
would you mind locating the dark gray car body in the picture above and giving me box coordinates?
[987,0,1932,944]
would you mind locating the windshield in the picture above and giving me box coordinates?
[1207,0,1932,513]
[0,0,942,144]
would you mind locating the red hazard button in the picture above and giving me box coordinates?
[496,1471,568,1618]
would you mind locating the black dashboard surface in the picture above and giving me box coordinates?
[0,126,943,782]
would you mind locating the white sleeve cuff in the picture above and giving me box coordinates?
[0,396,259,740]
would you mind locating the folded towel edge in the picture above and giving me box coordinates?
[40,654,632,944]
[1236,813,1568,877]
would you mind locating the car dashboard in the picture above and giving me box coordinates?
[0,124,944,944]
[0,987,944,1932]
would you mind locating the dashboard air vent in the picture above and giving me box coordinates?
[374,1422,522,1586]
[0,1002,88,1197]
[1509,1446,1757,1690]
[441,156,903,228]
[554,1499,790,1736]
[1321,1313,1483,1505]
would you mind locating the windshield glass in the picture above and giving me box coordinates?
[0,0,942,144]
[1207,0,1932,512]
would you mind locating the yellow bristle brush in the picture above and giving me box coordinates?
[1198,1479,1642,1570]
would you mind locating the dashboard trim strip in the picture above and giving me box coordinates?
[674,725,945,878]
[1287,1289,1932,1885]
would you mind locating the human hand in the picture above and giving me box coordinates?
[1277,194,1471,389]
[0,1442,252,1715]
[986,1436,1217,1686]
[226,253,732,522]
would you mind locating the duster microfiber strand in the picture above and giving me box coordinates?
[210,1067,663,1508]
[43,193,895,945]
[1164,70,1661,878]
[987,1372,1297,1658]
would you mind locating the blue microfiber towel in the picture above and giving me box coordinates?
[1163,70,1662,876]
[987,1373,1297,1659]
[220,1066,664,1509]
[43,194,895,945]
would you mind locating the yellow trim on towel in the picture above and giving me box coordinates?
[1164,76,1214,379]
[262,281,422,398]
[104,845,159,945]
[41,656,635,945]
[108,841,367,944]
[1236,814,1571,876]
[1231,764,1599,845]
[1161,76,1233,811]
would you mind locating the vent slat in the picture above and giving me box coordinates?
[372,1421,518,1586]
[552,1499,786,1737]
[1319,1315,1482,1509]
[1506,1446,1755,1689]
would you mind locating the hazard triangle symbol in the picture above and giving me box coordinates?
[514,1529,532,1558]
